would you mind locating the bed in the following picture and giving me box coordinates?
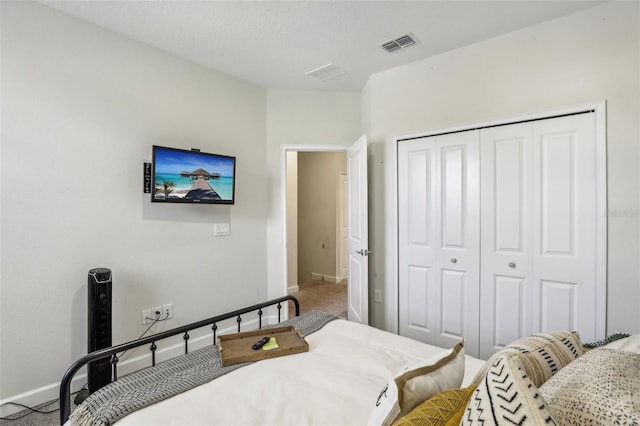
[60,296,485,425]
[61,296,640,426]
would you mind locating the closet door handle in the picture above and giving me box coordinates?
[450,258,457,264]
[508,262,516,268]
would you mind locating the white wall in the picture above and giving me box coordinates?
[265,90,361,300]
[363,2,640,335]
[1,2,268,402]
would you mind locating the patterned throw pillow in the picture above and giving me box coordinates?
[540,348,640,425]
[392,384,477,426]
[369,341,465,426]
[472,331,583,387]
[462,355,558,425]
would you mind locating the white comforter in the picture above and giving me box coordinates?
[114,319,484,426]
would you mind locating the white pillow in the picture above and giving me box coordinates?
[603,333,640,353]
[369,341,465,426]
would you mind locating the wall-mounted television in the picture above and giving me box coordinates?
[151,145,236,204]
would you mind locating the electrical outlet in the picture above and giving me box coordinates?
[141,309,151,325]
[142,304,173,324]
[151,306,161,320]
[162,303,173,319]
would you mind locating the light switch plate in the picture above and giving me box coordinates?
[214,223,230,236]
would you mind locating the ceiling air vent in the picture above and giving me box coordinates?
[380,33,419,53]
[305,63,347,82]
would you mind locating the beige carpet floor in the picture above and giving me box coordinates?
[0,398,63,426]
[288,279,348,318]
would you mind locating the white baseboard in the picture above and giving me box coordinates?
[288,284,299,293]
[0,315,284,417]
[310,272,339,283]
[0,371,87,417]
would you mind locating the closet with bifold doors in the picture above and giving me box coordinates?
[397,111,604,359]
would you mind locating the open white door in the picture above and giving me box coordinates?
[347,135,369,324]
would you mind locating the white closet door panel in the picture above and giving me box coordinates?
[540,137,573,254]
[440,269,465,338]
[533,113,597,342]
[495,141,525,251]
[435,132,480,352]
[493,275,526,349]
[540,280,575,332]
[442,147,464,247]
[407,151,431,245]
[406,266,432,333]
[398,132,479,353]
[398,140,438,342]
[480,123,533,359]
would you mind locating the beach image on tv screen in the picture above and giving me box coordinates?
[153,147,235,202]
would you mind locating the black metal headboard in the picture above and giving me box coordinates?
[59,295,300,424]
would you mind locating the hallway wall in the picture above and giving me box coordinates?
[297,151,347,283]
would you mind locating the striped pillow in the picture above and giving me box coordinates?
[463,355,558,425]
[472,331,583,387]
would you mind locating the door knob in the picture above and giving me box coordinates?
[356,249,372,256]
[508,262,516,268]
[451,258,457,263]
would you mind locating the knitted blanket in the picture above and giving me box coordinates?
[70,311,338,426]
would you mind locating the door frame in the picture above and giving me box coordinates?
[390,101,607,338]
[280,144,349,301]
[338,170,349,282]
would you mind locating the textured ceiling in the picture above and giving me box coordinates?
[42,1,601,92]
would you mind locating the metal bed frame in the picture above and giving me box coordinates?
[59,295,300,425]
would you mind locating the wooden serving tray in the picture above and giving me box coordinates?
[217,325,309,366]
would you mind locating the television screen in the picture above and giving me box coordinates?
[151,145,236,204]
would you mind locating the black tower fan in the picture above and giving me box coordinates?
[87,268,112,393]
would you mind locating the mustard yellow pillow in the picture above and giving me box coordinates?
[392,384,477,426]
